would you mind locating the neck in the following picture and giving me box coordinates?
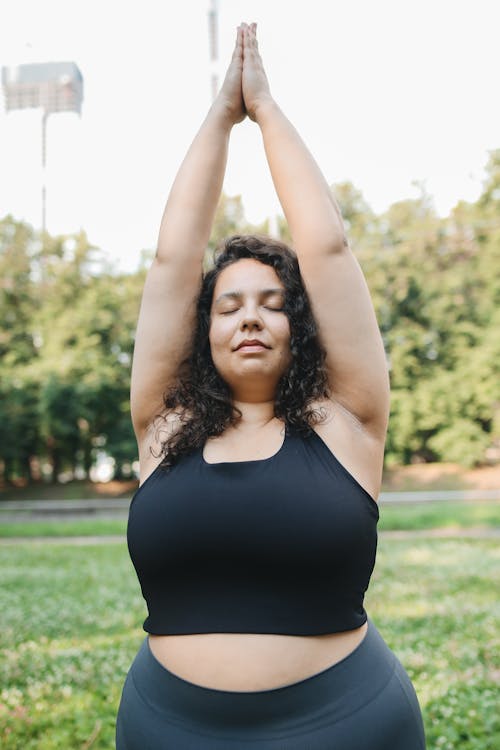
[231,399,277,429]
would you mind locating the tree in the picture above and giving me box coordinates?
[2,159,499,482]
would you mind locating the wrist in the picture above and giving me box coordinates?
[208,100,239,132]
[253,95,278,125]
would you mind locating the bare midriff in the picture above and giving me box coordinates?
[148,622,368,692]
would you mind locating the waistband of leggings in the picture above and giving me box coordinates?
[128,618,397,733]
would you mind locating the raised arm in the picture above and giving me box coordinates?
[130,26,246,441]
[242,24,390,439]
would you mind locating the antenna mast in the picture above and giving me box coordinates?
[208,0,219,102]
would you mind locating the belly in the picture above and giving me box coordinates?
[148,623,368,691]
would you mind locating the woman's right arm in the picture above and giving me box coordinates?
[131,26,245,441]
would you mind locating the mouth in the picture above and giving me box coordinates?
[235,339,270,351]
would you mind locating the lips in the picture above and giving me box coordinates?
[235,339,270,350]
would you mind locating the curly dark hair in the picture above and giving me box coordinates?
[157,235,330,467]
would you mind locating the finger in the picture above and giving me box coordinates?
[246,32,261,63]
[232,26,243,59]
[244,24,258,54]
[249,24,259,51]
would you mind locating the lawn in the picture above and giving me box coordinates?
[1,538,498,749]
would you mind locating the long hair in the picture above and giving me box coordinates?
[157,235,329,467]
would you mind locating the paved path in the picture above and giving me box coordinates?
[379,489,500,503]
[0,535,127,545]
[1,528,499,546]
[1,489,500,523]
[1,489,499,509]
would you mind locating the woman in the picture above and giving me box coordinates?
[116,22,426,749]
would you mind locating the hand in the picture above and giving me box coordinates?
[242,22,273,122]
[213,25,246,126]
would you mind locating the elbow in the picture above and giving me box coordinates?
[293,228,347,258]
[318,233,349,256]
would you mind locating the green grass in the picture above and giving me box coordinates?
[1,500,499,537]
[0,519,128,538]
[0,539,498,749]
[378,500,500,531]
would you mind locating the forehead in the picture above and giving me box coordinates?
[213,258,283,296]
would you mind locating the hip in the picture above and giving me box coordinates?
[116,618,426,749]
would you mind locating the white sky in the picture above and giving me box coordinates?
[1,0,499,272]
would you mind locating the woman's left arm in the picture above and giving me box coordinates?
[243,24,390,437]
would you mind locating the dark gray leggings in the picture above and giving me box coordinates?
[116,619,426,749]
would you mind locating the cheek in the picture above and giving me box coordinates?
[209,318,230,348]
[278,318,292,349]
[208,319,236,365]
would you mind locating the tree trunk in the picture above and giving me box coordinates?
[83,440,93,479]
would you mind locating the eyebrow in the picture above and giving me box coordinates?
[214,288,285,305]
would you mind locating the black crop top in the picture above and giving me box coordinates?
[127,429,379,636]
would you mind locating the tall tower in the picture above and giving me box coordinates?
[208,0,219,102]
[1,61,83,233]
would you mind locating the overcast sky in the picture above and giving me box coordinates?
[1,0,499,272]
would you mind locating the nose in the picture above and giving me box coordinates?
[240,305,264,331]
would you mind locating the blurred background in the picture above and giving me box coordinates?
[0,4,499,748]
[1,0,498,485]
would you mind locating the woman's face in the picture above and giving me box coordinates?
[209,258,292,399]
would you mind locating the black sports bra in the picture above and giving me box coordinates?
[127,428,379,635]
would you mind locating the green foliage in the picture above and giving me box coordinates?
[0,374,39,480]
[0,222,142,483]
[0,216,38,367]
[1,150,500,482]
[427,420,491,468]
[206,193,269,267]
[351,151,500,467]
